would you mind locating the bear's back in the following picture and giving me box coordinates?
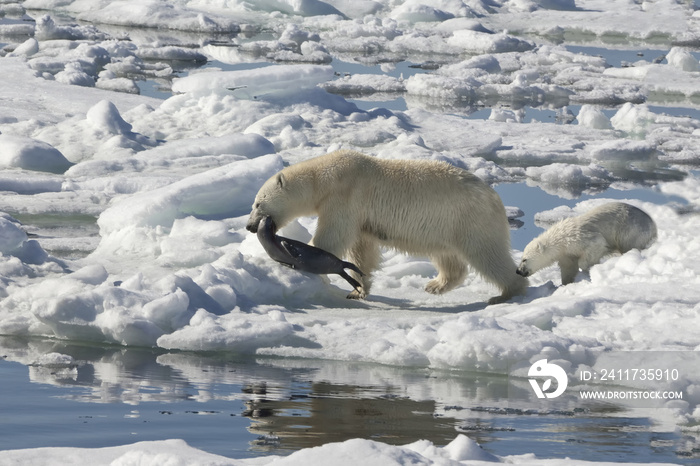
[310,150,491,195]
[578,202,656,252]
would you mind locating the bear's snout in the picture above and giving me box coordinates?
[516,266,529,277]
[246,217,259,233]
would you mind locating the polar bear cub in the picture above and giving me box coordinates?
[517,202,657,285]
[247,150,527,304]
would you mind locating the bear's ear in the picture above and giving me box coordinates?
[276,173,286,189]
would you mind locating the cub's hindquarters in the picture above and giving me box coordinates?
[580,202,657,256]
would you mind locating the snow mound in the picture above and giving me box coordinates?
[390,2,460,23]
[0,212,53,294]
[590,140,658,162]
[96,153,283,239]
[0,214,28,255]
[447,30,535,54]
[172,65,334,98]
[76,0,240,33]
[8,38,39,58]
[34,15,109,41]
[0,435,503,465]
[667,47,699,72]
[0,135,73,174]
[157,308,296,352]
[577,105,612,129]
[247,0,346,17]
[86,100,134,135]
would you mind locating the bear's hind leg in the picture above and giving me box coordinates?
[346,234,381,299]
[486,275,528,304]
[426,254,467,295]
[465,246,527,304]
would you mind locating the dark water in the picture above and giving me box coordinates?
[1,337,699,463]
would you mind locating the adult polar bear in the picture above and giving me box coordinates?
[246,150,527,304]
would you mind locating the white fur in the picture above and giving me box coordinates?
[517,202,657,285]
[247,150,527,304]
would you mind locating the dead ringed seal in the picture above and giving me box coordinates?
[256,216,364,293]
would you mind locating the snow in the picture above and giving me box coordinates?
[172,64,335,98]
[2,0,700,463]
[3,434,665,465]
[0,134,73,173]
[447,30,535,55]
[0,214,28,254]
[76,1,241,33]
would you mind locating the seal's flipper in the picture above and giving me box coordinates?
[341,261,364,277]
[279,238,304,259]
[338,270,363,292]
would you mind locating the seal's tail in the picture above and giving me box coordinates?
[341,261,364,277]
[338,270,363,292]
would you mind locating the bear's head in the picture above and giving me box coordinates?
[516,240,547,278]
[246,170,314,233]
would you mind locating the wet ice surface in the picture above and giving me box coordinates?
[2,0,700,464]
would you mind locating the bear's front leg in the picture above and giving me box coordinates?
[345,234,381,299]
[311,213,354,255]
[558,256,580,285]
[312,213,369,298]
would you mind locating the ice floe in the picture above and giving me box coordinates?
[2,0,700,463]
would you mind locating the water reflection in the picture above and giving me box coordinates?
[243,384,446,453]
[2,336,700,461]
